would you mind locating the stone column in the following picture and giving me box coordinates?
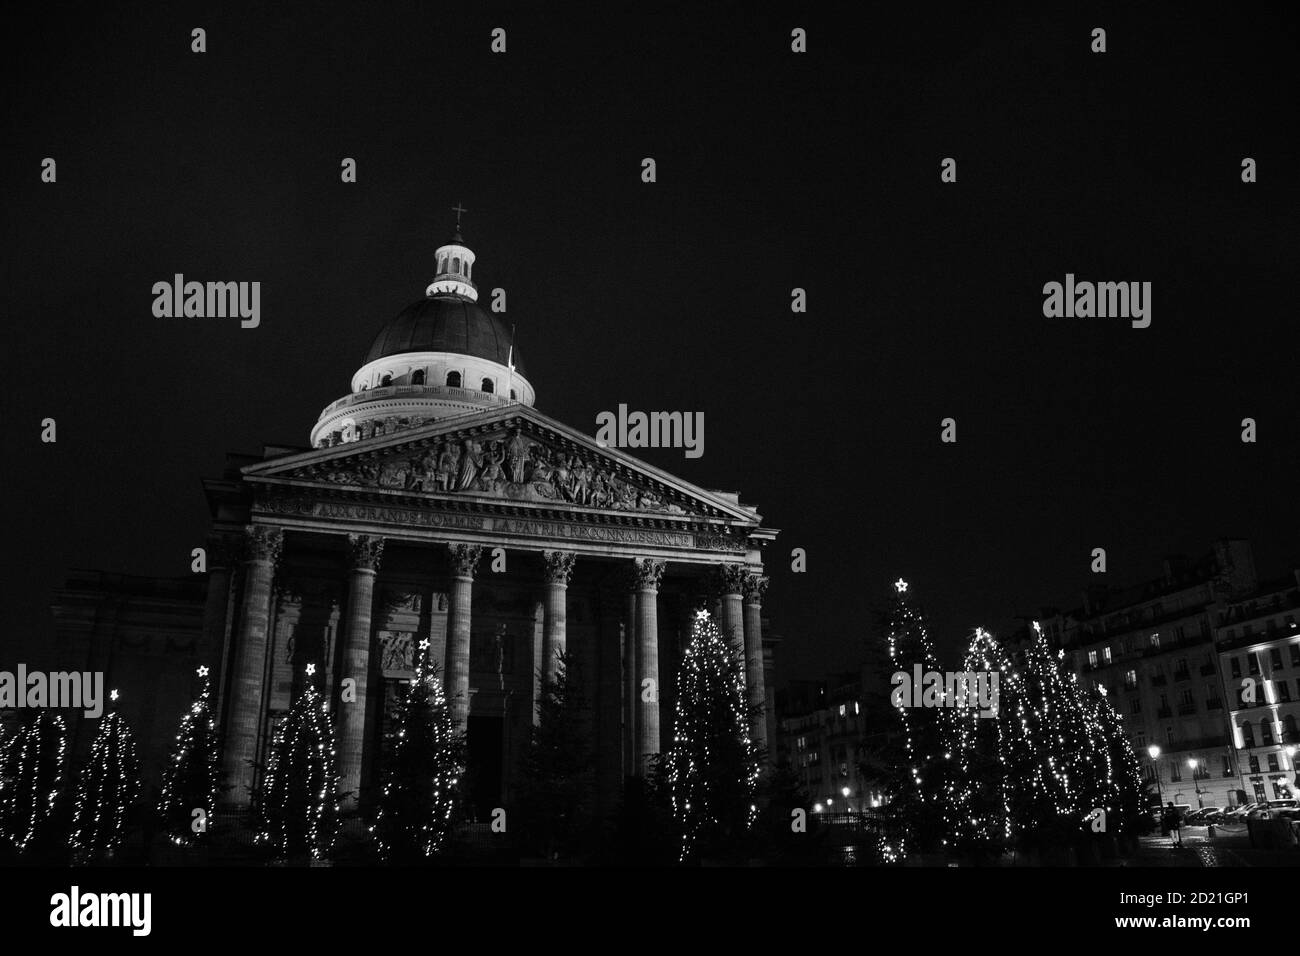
[716,564,749,676]
[200,534,238,723]
[743,573,770,755]
[445,543,483,731]
[622,573,639,775]
[336,533,384,812]
[634,558,666,774]
[220,525,283,808]
[542,551,577,685]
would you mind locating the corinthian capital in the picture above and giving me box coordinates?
[714,563,750,596]
[243,525,284,563]
[632,558,666,592]
[543,550,578,586]
[743,572,769,605]
[347,533,385,571]
[448,543,484,578]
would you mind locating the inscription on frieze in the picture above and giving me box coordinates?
[256,498,747,551]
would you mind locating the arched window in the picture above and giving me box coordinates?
[1261,718,1274,744]
[452,257,461,274]
[481,378,494,393]
[381,373,393,387]
[411,369,425,386]
[1284,714,1298,737]
[509,389,517,400]
[446,371,461,388]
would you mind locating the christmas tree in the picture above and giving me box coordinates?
[158,665,220,846]
[70,691,141,863]
[516,651,595,860]
[666,608,758,864]
[256,664,339,861]
[0,710,68,858]
[878,578,950,857]
[371,642,463,862]
[943,627,1014,860]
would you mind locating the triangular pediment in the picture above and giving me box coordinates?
[243,405,758,524]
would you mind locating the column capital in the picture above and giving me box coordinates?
[242,524,284,563]
[347,533,385,572]
[205,533,243,570]
[632,557,665,592]
[713,562,750,596]
[448,542,484,579]
[743,572,769,605]
[543,550,578,586]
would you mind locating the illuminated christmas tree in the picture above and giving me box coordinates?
[255,664,338,861]
[879,578,950,857]
[70,691,141,863]
[666,609,757,864]
[158,665,220,846]
[371,642,462,862]
[0,710,68,857]
[943,627,1015,859]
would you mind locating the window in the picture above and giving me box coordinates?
[381,373,393,387]
[1088,650,1098,667]
[838,704,846,717]
[1270,648,1284,669]
[481,378,495,393]
[1279,682,1292,703]
[1284,714,1298,738]
[1249,653,1261,675]
[1261,719,1274,745]
[1243,724,1255,747]
[446,371,462,388]
[510,389,517,400]
[1150,633,1161,649]
[412,369,425,386]
[1170,761,1181,782]
[1230,656,1241,679]
[1103,646,1112,664]
[452,256,461,273]
[1267,754,1279,772]
[1124,669,1137,688]
[1248,755,1259,774]
[1290,643,1300,666]
[1179,689,1194,707]
[1221,755,1232,777]
[1129,697,1141,715]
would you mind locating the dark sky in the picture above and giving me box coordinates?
[4,4,1297,680]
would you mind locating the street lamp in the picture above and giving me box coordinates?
[1148,745,1164,806]
[1188,758,1203,808]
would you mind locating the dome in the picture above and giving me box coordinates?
[364,296,526,375]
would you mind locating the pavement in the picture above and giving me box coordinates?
[1129,822,1299,867]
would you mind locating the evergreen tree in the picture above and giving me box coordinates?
[517,652,595,860]
[371,644,463,862]
[255,664,338,861]
[943,627,1014,861]
[666,609,757,864]
[0,710,68,858]
[158,665,221,846]
[70,693,141,863]
[877,578,950,856]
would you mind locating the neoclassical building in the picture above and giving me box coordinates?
[193,224,779,822]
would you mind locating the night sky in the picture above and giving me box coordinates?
[5,5,1297,681]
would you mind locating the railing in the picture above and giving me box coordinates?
[321,383,520,416]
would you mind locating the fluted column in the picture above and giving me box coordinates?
[542,551,577,685]
[743,573,770,756]
[445,543,483,731]
[634,558,666,774]
[716,564,749,675]
[336,534,384,812]
[200,534,238,722]
[622,572,639,774]
[220,525,283,808]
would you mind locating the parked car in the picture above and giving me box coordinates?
[1186,807,1220,824]
[1223,803,1258,822]
[1199,808,1225,824]
[1249,799,1299,820]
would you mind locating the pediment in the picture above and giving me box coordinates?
[243,405,757,524]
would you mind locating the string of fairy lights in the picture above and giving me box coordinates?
[0,710,67,853]
[158,665,220,846]
[70,689,140,862]
[370,639,461,860]
[256,663,340,860]
[667,608,759,863]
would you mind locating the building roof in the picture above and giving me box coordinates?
[364,295,525,375]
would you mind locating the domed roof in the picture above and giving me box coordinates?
[365,295,525,375]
